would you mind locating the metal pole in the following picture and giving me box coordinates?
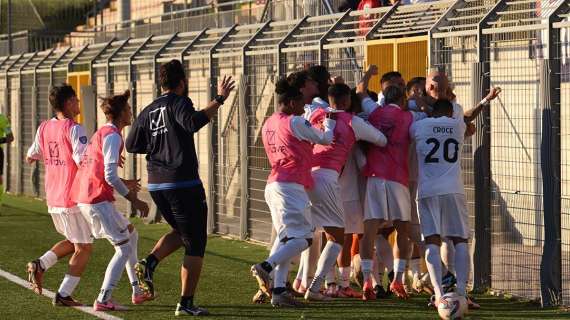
[7,0,12,55]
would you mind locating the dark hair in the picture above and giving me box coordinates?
[380,71,402,84]
[49,84,76,112]
[432,99,453,115]
[159,59,186,91]
[383,85,405,105]
[100,90,131,120]
[368,90,378,102]
[287,71,311,90]
[328,83,351,101]
[349,88,362,114]
[307,65,330,86]
[406,77,426,94]
[275,79,302,105]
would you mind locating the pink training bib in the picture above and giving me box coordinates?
[364,104,413,187]
[72,125,123,204]
[38,119,79,208]
[310,109,356,173]
[262,112,314,189]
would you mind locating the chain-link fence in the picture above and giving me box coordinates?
[2,0,570,307]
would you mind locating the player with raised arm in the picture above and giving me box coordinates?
[303,83,387,301]
[25,84,92,306]
[251,79,336,308]
[72,90,151,311]
[0,110,13,208]
[127,60,235,316]
[356,65,426,300]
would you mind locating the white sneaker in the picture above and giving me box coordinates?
[304,289,333,301]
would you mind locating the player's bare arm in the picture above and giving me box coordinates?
[463,87,501,122]
[202,75,236,119]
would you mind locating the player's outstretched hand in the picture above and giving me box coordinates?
[122,178,141,193]
[465,122,476,137]
[134,199,149,218]
[118,155,126,168]
[366,64,379,76]
[486,87,502,101]
[218,75,236,100]
[330,76,345,84]
[357,64,378,95]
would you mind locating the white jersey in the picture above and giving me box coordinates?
[410,116,466,199]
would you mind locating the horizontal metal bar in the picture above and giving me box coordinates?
[431,29,478,38]
[553,21,570,29]
[244,48,278,56]
[281,45,319,53]
[481,22,549,34]
[323,40,365,50]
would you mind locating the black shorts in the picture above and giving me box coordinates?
[0,147,4,176]
[150,185,208,257]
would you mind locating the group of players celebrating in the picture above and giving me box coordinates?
[252,64,501,315]
[20,57,501,317]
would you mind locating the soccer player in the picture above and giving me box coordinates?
[0,110,13,208]
[251,79,335,308]
[357,66,426,300]
[409,99,468,309]
[304,83,387,301]
[126,59,235,316]
[72,90,151,311]
[25,84,92,306]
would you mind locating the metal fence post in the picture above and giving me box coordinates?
[472,1,506,291]
[539,2,568,306]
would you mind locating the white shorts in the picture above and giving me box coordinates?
[364,177,411,222]
[265,182,314,241]
[343,200,364,234]
[307,169,344,229]
[78,202,131,245]
[49,206,93,244]
[418,194,469,240]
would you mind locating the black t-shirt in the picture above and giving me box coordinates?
[126,93,210,184]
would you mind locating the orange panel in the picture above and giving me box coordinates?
[396,40,428,83]
[366,43,394,94]
[67,73,90,124]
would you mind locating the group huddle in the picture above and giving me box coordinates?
[252,64,501,317]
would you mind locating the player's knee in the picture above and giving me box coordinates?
[183,234,207,257]
[75,243,93,255]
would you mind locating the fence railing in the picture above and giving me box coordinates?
[1,0,570,308]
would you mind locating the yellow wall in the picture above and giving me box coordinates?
[67,72,90,124]
[365,36,428,93]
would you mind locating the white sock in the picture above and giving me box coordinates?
[339,266,351,288]
[441,239,455,275]
[375,236,394,273]
[39,251,58,271]
[125,230,142,296]
[325,267,337,287]
[58,274,80,297]
[455,242,470,296]
[410,258,421,278]
[98,242,132,303]
[394,259,407,283]
[267,238,308,268]
[361,259,373,284]
[273,258,291,289]
[302,232,321,288]
[425,244,443,299]
[309,241,341,292]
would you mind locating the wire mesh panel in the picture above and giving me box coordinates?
[132,65,155,193]
[556,16,570,305]
[20,74,35,197]
[244,20,298,243]
[211,25,261,237]
[482,0,559,299]
[8,75,19,193]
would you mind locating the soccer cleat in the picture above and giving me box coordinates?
[53,293,83,307]
[442,272,457,293]
[304,289,333,301]
[132,291,154,305]
[467,295,480,309]
[135,260,155,298]
[287,281,304,297]
[252,289,269,304]
[374,285,387,299]
[251,263,271,297]
[362,281,376,301]
[413,273,434,295]
[390,281,409,300]
[175,303,210,316]
[427,295,437,309]
[93,299,129,311]
[337,286,362,298]
[272,291,306,308]
[324,283,339,298]
[26,259,44,295]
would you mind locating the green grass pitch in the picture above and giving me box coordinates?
[1,194,569,319]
